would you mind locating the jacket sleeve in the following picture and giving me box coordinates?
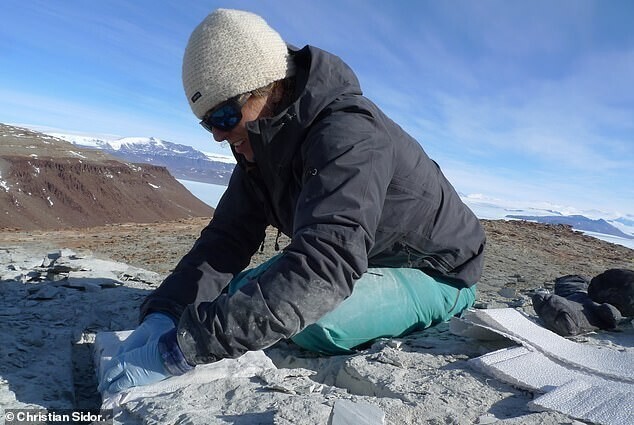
[176,104,396,364]
[140,166,268,322]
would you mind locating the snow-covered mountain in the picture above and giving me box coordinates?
[460,193,634,249]
[48,133,236,186]
[505,214,633,239]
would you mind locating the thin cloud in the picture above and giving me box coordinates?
[441,158,634,215]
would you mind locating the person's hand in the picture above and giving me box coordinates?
[117,312,175,355]
[99,338,171,393]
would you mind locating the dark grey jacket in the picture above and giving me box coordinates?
[141,46,486,365]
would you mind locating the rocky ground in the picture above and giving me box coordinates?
[1,218,633,424]
[2,217,632,307]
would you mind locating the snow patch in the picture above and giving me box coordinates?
[68,150,87,159]
[202,151,237,164]
[109,137,165,150]
[148,183,160,189]
[47,132,116,147]
[0,171,9,192]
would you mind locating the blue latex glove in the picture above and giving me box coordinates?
[117,312,175,355]
[99,338,170,393]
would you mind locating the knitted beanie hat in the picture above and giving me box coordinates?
[182,9,296,119]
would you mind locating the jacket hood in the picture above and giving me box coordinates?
[234,45,363,166]
[289,45,363,128]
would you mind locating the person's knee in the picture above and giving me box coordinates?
[291,324,354,355]
[291,276,478,355]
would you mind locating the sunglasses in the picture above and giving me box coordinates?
[199,94,250,133]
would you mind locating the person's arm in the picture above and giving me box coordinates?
[176,106,395,364]
[140,166,269,321]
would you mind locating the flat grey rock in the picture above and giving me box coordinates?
[332,399,385,425]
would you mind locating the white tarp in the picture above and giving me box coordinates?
[453,308,634,425]
[93,330,277,410]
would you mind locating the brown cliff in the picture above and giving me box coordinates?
[0,124,213,229]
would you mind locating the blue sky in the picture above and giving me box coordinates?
[1,0,633,216]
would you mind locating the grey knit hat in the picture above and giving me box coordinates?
[182,9,296,119]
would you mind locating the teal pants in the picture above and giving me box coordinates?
[229,256,477,355]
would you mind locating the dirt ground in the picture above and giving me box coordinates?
[1,218,632,311]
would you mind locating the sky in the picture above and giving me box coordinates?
[1,0,633,216]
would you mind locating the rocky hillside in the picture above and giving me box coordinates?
[0,124,213,229]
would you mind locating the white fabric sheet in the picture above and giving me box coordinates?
[93,330,277,410]
[455,308,634,425]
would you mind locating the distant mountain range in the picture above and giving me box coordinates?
[48,133,235,186]
[457,194,634,250]
[505,214,634,240]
